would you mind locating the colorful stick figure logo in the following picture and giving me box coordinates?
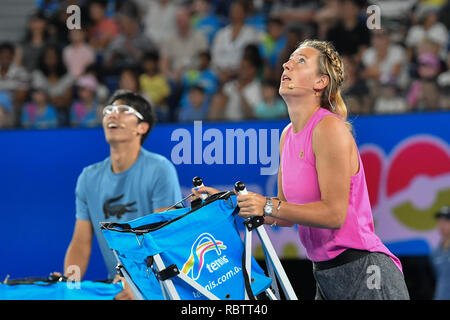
[182,233,227,280]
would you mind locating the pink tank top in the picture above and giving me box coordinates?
[281,108,402,272]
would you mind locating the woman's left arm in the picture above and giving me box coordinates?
[237,116,354,229]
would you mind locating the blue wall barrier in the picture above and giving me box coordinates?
[1,112,449,280]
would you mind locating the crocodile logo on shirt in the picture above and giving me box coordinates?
[103,194,137,219]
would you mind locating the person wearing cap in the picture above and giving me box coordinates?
[69,74,101,127]
[431,206,450,300]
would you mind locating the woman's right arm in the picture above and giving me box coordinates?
[264,124,295,227]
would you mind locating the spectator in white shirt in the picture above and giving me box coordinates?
[141,0,179,47]
[208,54,262,121]
[63,29,96,79]
[159,7,209,80]
[361,28,406,86]
[405,5,448,60]
[211,1,261,84]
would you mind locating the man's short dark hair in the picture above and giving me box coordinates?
[117,0,139,18]
[190,84,206,94]
[267,17,283,26]
[107,90,156,145]
[262,78,279,89]
[199,50,211,61]
[90,0,108,8]
[0,42,15,55]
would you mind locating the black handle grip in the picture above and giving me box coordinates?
[192,176,204,187]
[234,181,246,192]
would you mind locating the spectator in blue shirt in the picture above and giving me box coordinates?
[259,17,286,80]
[254,78,287,120]
[178,84,209,122]
[431,206,450,300]
[181,50,218,106]
[21,86,58,129]
[192,0,225,45]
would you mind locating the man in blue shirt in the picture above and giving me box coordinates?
[62,90,182,299]
[431,206,450,300]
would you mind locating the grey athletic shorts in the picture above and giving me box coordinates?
[312,251,410,300]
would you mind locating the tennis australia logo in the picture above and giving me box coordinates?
[182,233,228,280]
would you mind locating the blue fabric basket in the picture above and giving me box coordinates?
[101,193,272,300]
[0,279,122,300]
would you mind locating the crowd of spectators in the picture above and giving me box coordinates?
[0,0,449,130]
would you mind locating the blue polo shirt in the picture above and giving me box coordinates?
[75,148,182,278]
[431,244,450,300]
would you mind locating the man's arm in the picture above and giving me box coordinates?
[63,219,93,280]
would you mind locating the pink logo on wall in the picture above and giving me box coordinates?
[361,135,450,251]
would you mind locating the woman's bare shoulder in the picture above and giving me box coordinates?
[313,115,354,152]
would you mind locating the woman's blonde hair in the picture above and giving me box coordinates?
[297,39,352,131]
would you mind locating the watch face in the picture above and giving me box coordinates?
[264,198,273,216]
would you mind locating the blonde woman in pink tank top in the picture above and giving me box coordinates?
[194,40,409,300]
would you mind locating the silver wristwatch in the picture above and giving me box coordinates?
[263,197,273,217]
